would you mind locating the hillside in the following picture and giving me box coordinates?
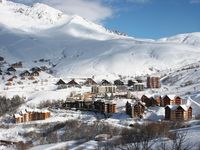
[0,1,200,79]
[1,1,200,149]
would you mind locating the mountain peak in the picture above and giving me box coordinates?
[0,0,68,31]
[0,0,124,39]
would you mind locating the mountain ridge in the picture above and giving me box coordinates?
[0,0,200,78]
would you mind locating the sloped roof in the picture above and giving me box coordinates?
[130,100,146,107]
[56,79,66,85]
[84,78,97,85]
[162,94,176,100]
[114,79,124,85]
[31,71,40,75]
[165,104,191,111]
[67,79,80,86]
[7,67,16,72]
[101,79,111,85]
[30,67,42,72]
[20,70,31,76]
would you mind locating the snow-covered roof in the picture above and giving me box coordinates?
[14,114,22,118]
[162,94,176,100]
[166,104,191,111]
[130,100,146,107]
[142,94,161,99]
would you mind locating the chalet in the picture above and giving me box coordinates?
[7,67,16,72]
[66,79,81,88]
[147,76,161,89]
[94,100,116,114]
[11,62,22,68]
[165,105,192,121]
[83,78,97,86]
[126,100,146,118]
[161,95,182,107]
[133,83,144,91]
[141,95,161,107]
[114,80,124,86]
[31,71,40,76]
[20,70,31,77]
[30,67,42,72]
[14,110,51,123]
[56,79,66,85]
[101,79,111,86]
[128,80,137,86]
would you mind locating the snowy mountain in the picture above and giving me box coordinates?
[159,32,200,47]
[0,0,200,78]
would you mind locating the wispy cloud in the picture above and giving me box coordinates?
[12,0,153,23]
[12,0,113,23]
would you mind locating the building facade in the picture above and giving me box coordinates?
[126,101,146,118]
[14,110,51,123]
[92,85,116,94]
[147,76,161,88]
[165,105,192,121]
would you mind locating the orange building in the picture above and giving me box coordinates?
[126,100,146,118]
[161,95,182,107]
[14,110,51,123]
[165,105,192,121]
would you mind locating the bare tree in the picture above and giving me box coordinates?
[170,130,194,150]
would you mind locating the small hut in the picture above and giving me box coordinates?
[66,79,81,88]
[20,70,31,77]
[7,67,16,72]
[83,78,97,86]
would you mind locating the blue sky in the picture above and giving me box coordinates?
[14,0,200,39]
[103,0,200,39]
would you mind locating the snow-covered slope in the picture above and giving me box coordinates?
[0,0,200,78]
[159,32,200,47]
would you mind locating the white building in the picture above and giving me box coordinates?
[133,83,144,91]
[91,85,117,94]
